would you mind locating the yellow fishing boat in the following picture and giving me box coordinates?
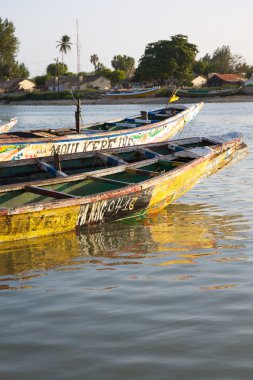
[105,86,160,98]
[0,132,246,242]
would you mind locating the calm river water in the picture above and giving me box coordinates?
[0,102,253,380]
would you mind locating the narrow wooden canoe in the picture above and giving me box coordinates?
[0,132,246,242]
[0,103,203,161]
[105,86,160,98]
[0,117,18,134]
[176,87,242,97]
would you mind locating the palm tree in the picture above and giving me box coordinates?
[56,35,72,64]
[90,54,99,71]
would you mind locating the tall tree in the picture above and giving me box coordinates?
[12,62,30,78]
[135,34,198,84]
[46,62,68,76]
[210,45,233,73]
[100,68,126,85]
[111,55,135,77]
[34,74,50,87]
[195,46,250,75]
[0,18,29,79]
[56,35,72,64]
[193,55,214,76]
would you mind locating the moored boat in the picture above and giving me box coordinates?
[0,103,203,161]
[175,87,242,97]
[0,117,18,134]
[105,86,160,98]
[0,132,246,242]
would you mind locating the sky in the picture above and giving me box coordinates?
[1,0,253,77]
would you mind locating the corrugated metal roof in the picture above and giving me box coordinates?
[213,73,245,82]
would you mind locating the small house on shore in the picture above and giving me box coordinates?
[46,75,111,92]
[0,78,36,93]
[191,75,207,87]
[79,75,110,91]
[46,76,79,92]
[207,73,245,87]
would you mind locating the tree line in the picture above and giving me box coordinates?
[1,17,253,88]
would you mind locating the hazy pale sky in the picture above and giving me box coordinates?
[1,0,253,77]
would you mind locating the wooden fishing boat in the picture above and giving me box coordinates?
[105,86,160,98]
[175,87,242,98]
[0,117,18,134]
[0,103,203,161]
[0,132,246,242]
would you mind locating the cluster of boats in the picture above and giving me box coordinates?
[0,102,247,242]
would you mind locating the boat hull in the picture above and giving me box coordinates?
[0,117,18,134]
[177,88,241,97]
[0,133,245,242]
[0,103,203,161]
[105,87,159,98]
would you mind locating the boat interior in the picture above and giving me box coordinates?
[0,107,184,139]
[0,159,193,208]
[0,137,218,186]
[0,137,220,208]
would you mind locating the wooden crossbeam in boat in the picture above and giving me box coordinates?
[136,147,163,159]
[31,131,58,138]
[129,119,152,124]
[151,113,170,118]
[125,167,160,177]
[86,175,132,186]
[95,151,127,165]
[25,185,78,199]
[36,160,68,178]
[115,122,138,128]
[167,144,185,152]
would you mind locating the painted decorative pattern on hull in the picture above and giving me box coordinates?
[0,103,203,161]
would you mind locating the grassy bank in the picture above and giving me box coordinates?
[0,90,100,103]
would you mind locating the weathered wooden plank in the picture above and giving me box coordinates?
[152,113,170,118]
[115,123,138,128]
[167,144,185,152]
[36,160,68,178]
[25,185,77,199]
[86,175,132,186]
[54,152,62,171]
[95,151,127,165]
[136,147,163,159]
[128,119,152,124]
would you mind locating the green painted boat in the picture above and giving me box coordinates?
[176,87,242,97]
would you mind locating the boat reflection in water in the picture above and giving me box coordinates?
[0,202,248,287]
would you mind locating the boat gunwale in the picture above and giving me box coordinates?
[0,135,205,168]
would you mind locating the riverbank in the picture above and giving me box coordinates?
[1,94,253,106]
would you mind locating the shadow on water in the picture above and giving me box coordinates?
[0,201,248,289]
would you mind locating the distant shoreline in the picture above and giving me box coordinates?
[1,94,253,106]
